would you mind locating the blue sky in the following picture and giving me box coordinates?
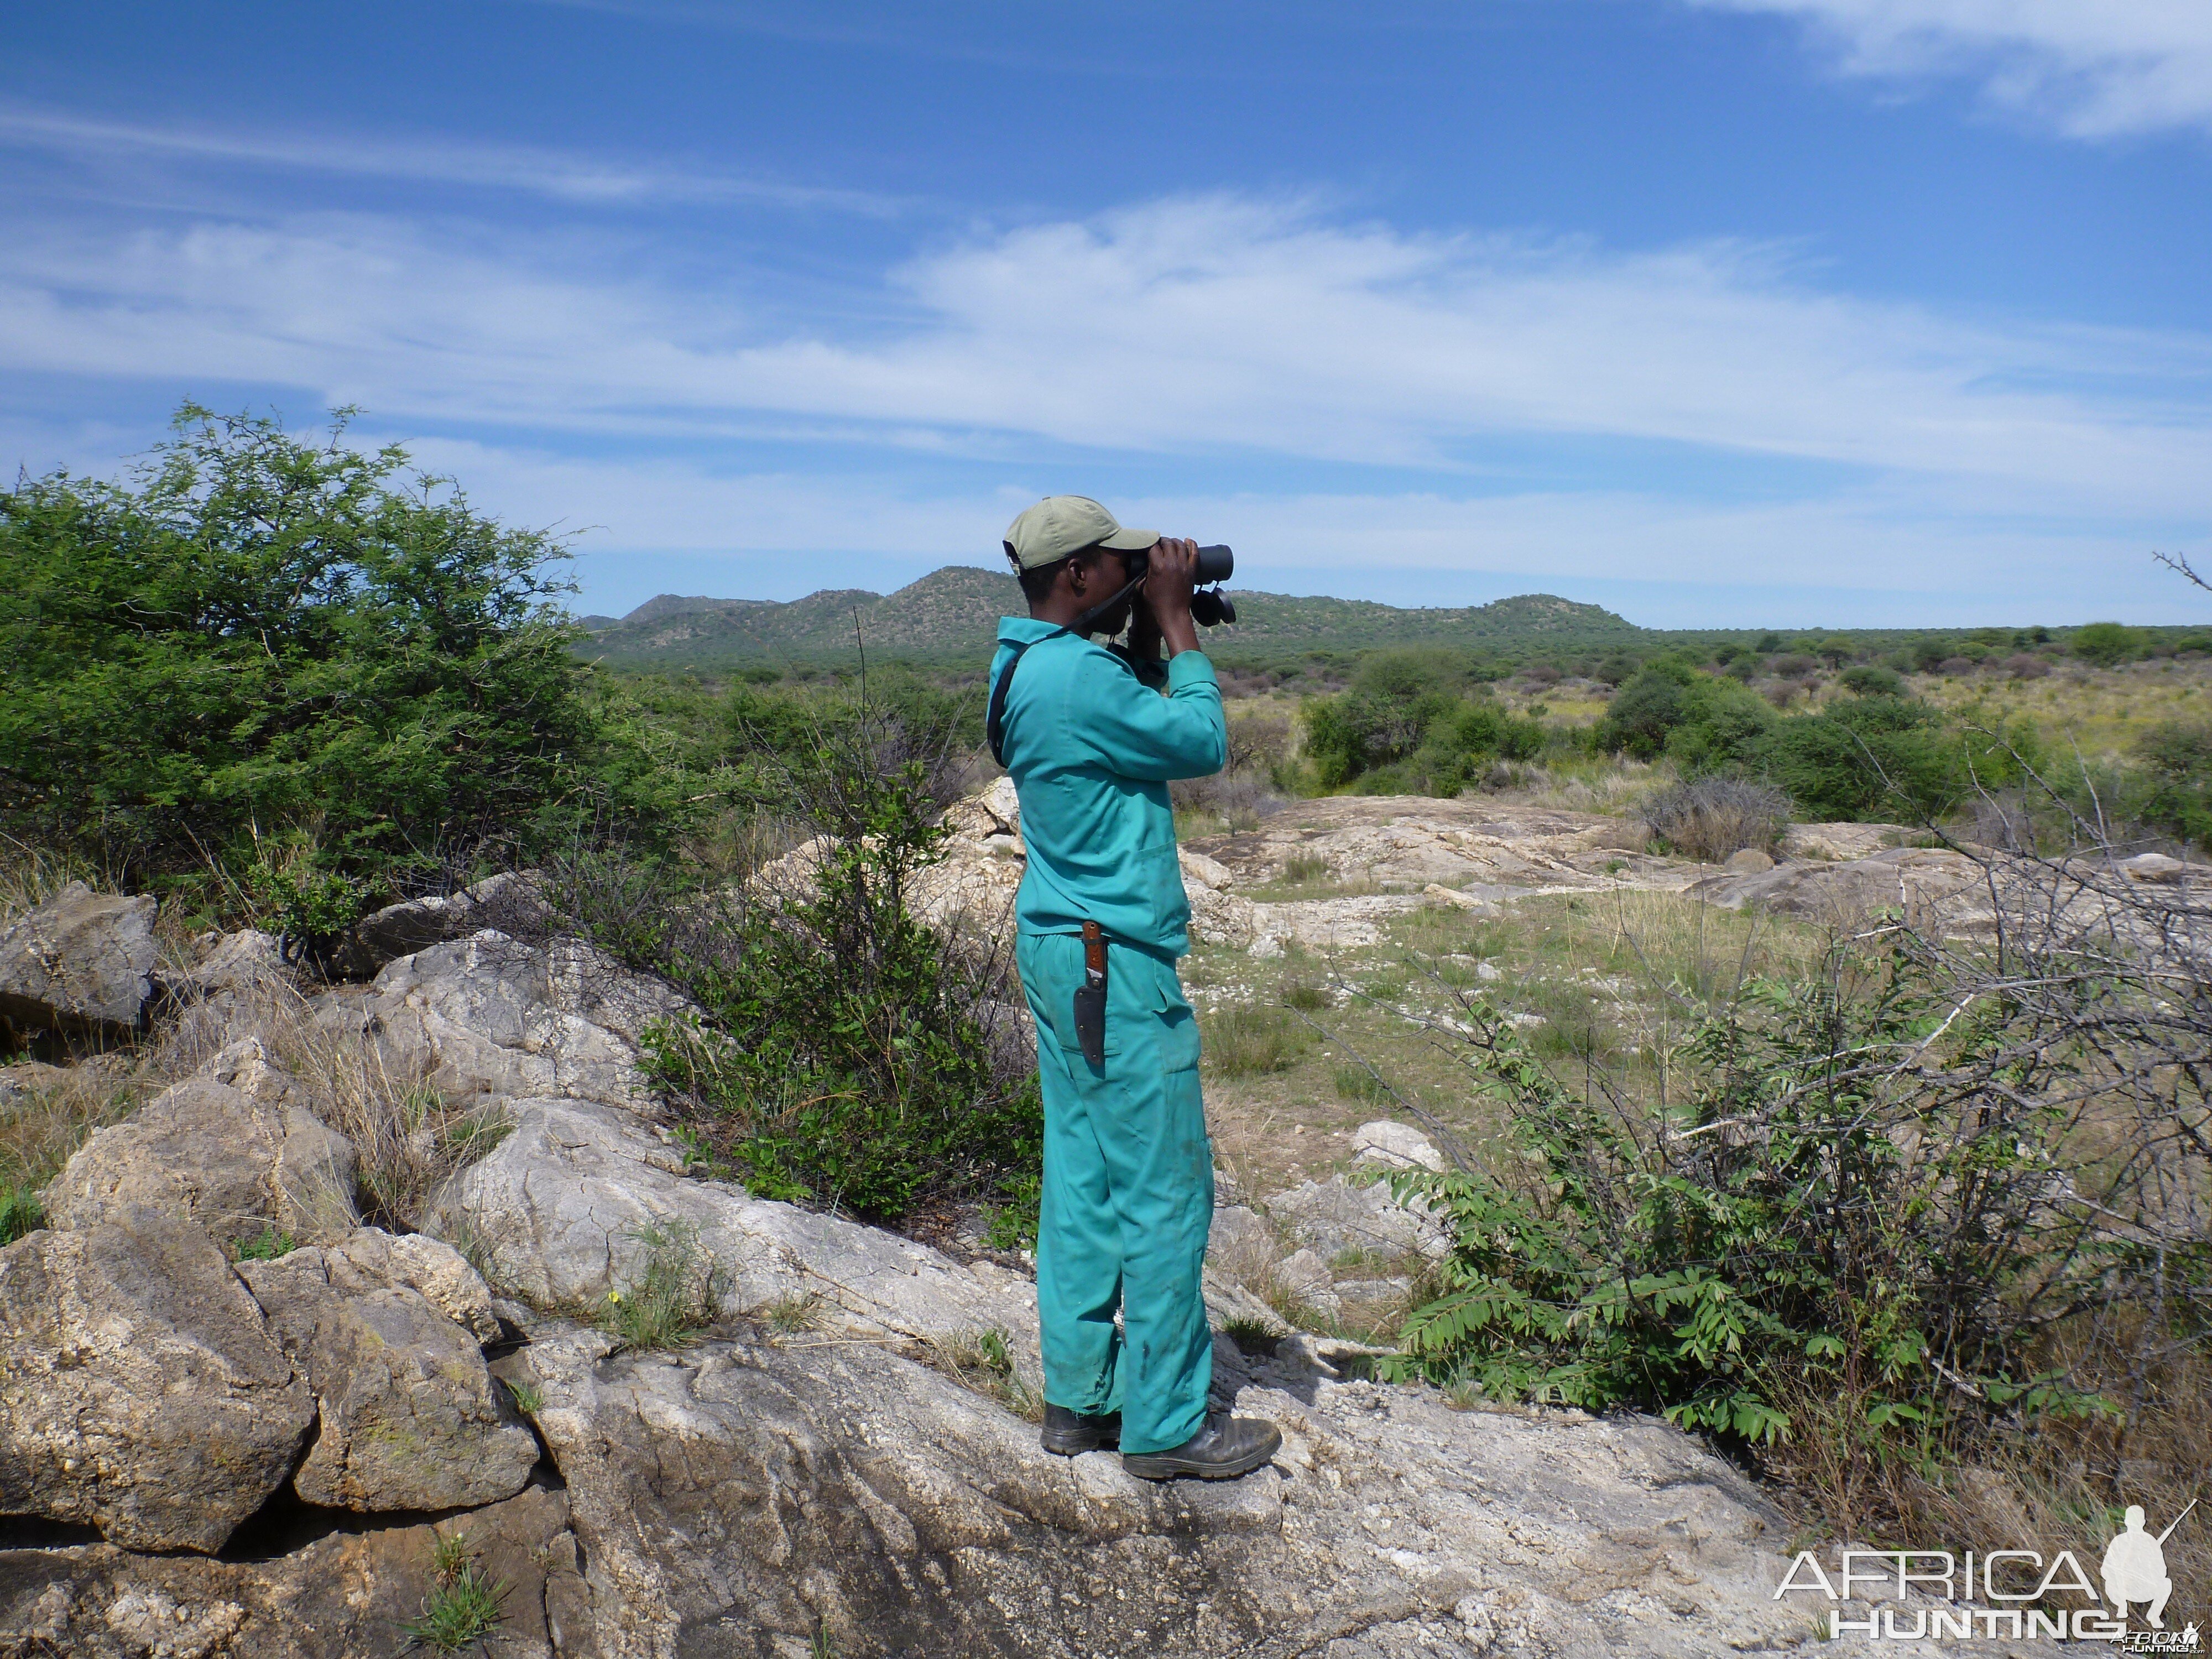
[4,2,2210,627]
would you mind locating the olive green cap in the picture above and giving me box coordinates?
[1001,495,1157,570]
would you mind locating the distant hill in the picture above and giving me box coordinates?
[575,566,1640,673]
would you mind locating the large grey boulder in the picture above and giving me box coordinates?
[46,1039,359,1245]
[311,930,690,1113]
[0,1484,585,1658]
[0,883,156,1039]
[0,1209,313,1553]
[428,1093,1279,1380]
[236,1229,536,1513]
[1686,846,1991,933]
[1267,1170,1452,1265]
[156,927,293,1014]
[507,1316,1814,1659]
[429,1094,1046,1345]
[326,870,552,980]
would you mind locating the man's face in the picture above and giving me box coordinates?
[1081,548,1136,635]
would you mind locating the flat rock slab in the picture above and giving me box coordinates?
[509,1319,1819,1659]
[1267,1172,1451,1264]
[237,1230,536,1513]
[0,1209,312,1553]
[0,883,156,1039]
[0,1483,583,1659]
[1686,846,1991,933]
[311,930,691,1113]
[46,1039,359,1245]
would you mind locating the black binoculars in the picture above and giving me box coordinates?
[1126,544,1237,627]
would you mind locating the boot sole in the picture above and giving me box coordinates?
[1040,1432,1119,1456]
[1120,1438,1280,1481]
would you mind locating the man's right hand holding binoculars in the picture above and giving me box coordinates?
[1129,536,1202,660]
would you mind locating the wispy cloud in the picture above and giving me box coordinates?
[3,194,2206,513]
[0,105,904,213]
[1692,1,2212,139]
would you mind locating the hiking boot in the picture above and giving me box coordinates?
[1120,1412,1282,1480]
[1040,1405,1121,1456]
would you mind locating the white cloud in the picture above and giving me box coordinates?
[3,190,2206,618]
[3,195,2207,519]
[1693,1,2212,138]
[0,105,899,212]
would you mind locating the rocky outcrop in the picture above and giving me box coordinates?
[1183,799,1695,894]
[1350,1119,1448,1173]
[0,883,158,1040]
[1266,1170,1451,1266]
[310,930,691,1113]
[158,927,293,1013]
[503,1314,1811,1659]
[237,1229,537,1512]
[326,870,552,980]
[427,1094,1047,1345]
[0,1484,586,1658]
[46,1039,359,1245]
[1686,845,1991,933]
[0,1209,313,1553]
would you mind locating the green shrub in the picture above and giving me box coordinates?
[1386,958,2113,1448]
[1754,694,2029,822]
[2071,621,2143,667]
[639,716,1041,1222]
[0,405,620,900]
[2128,720,2212,848]
[1593,664,1691,759]
[1662,676,1779,776]
[1404,701,1546,795]
[1838,664,1905,697]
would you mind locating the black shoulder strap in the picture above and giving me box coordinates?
[986,628,1070,767]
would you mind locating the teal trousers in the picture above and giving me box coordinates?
[1016,930,1214,1455]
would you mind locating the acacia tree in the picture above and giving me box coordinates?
[0,405,604,900]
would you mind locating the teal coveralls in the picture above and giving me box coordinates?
[989,616,1228,1455]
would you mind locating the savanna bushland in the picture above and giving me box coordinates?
[5,407,2205,1603]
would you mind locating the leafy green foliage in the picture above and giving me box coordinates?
[1592,662,1691,760]
[640,721,1040,1222]
[0,404,606,901]
[2127,720,2212,849]
[1386,951,2111,1451]
[234,1225,296,1262]
[0,1185,44,1245]
[1838,664,1905,697]
[2070,621,2143,667]
[1301,648,1542,794]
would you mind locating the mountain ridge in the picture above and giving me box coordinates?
[575,565,1640,671]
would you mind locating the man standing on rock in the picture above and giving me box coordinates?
[990,495,1282,1481]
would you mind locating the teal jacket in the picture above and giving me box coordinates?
[989,617,1227,955]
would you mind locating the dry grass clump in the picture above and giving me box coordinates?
[925,1326,1044,1422]
[598,1219,721,1352]
[1637,777,1789,863]
[1202,1004,1308,1078]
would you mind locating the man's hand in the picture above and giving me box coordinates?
[1141,538,1202,658]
